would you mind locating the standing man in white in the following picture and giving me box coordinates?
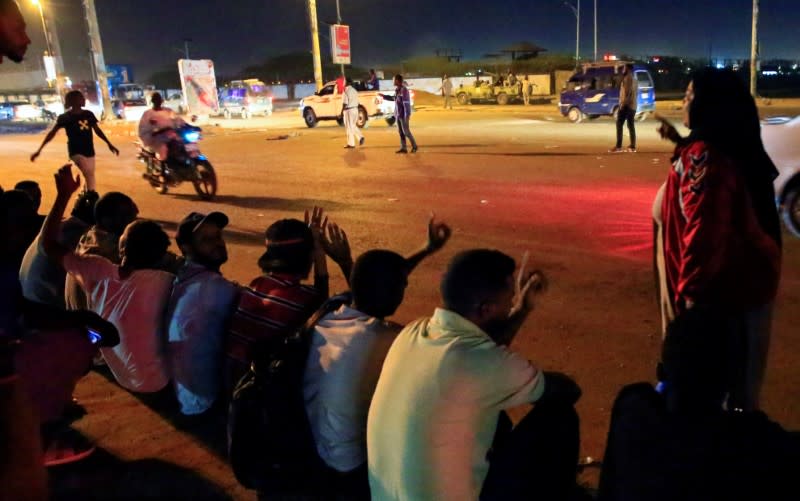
[342,78,364,149]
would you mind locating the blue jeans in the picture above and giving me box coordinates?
[397,116,417,150]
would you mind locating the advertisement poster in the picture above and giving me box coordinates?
[330,24,351,65]
[178,59,219,115]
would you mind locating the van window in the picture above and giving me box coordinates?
[635,71,653,88]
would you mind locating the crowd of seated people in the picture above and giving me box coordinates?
[2,155,799,500]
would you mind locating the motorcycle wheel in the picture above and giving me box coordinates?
[148,162,168,194]
[193,159,217,200]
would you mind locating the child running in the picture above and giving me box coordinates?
[31,90,119,191]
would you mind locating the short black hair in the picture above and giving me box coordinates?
[94,192,135,227]
[394,74,404,83]
[258,218,314,276]
[122,220,170,269]
[441,249,516,317]
[350,249,408,319]
[70,190,99,224]
[65,90,84,108]
[13,180,41,210]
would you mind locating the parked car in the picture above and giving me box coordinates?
[558,62,655,123]
[761,115,800,237]
[112,83,150,121]
[0,100,41,121]
[218,79,273,119]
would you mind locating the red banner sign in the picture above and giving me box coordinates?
[331,24,351,65]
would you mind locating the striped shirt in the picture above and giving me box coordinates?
[226,273,324,364]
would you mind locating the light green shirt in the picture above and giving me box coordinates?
[367,308,546,501]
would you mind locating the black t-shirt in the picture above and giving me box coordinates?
[56,110,98,157]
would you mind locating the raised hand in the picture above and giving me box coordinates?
[654,113,681,144]
[511,251,548,315]
[322,221,352,265]
[426,213,452,252]
[54,164,81,198]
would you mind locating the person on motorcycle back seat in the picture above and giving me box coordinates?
[138,92,183,163]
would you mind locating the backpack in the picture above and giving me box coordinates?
[227,294,350,492]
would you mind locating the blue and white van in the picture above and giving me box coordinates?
[558,62,655,123]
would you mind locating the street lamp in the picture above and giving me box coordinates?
[564,1,580,69]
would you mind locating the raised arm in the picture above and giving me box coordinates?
[305,206,330,297]
[493,252,548,347]
[321,221,354,286]
[404,214,452,273]
[41,164,81,264]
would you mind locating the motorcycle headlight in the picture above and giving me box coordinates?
[183,131,200,142]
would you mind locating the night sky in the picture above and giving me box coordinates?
[15,0,800,82]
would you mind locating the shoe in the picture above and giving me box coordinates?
[42,428,96,467]
[359,137,365,146]
[344,145,355,149]
[626,146,637,153]
[411,147,418,153]
[608,147,624,153]
[396,149,408,154]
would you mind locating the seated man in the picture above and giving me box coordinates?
[228,208,347,375]
[167,211,239,415]
[19,189,98,309]
[0,189,40,270]
[367,249,581,501]
[302,217,451,497]
[43,165,174,393]
[598,307,800,501]
[64,191,138,311]
[14,180,45,229]
[138,92,182,162]
[2,184,118,467]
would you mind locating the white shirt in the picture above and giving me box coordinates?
[342,85,359,109]
[367,308,545,501]
[63,253,174,393]
[303,304,399,472]
[138,108,178,147]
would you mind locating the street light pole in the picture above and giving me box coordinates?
[82,0,113,119]
[31,0,65,98]
[565,1,580,68]
[184,39,191,60]
[750,0,758,97]
[306,0,324,90]
[594,0,597,62]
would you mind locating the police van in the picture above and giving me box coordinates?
[558,62,655,123]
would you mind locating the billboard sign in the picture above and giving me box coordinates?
[330,24,351,65]
[177,59,219,115]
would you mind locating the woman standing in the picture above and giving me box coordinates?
[656,68,782,411]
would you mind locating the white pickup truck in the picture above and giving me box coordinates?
[300,80,411,128]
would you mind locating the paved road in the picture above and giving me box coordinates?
[2,104,798,499]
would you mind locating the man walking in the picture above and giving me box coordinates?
[342,78,364,149]
[439,74,453,110]
[611,63,637,153]
[522,76,533,106]
[394,74,417,154]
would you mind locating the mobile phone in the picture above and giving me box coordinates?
[87,328,103,345]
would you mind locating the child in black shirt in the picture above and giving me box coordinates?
[31,90,119,191]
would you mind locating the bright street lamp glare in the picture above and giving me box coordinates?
[31,0,41,6]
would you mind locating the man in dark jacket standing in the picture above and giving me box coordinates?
[611,63,637,153]
[394,74,417,154]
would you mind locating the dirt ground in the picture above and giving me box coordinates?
[1,98,798,500]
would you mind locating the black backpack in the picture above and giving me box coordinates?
[227,294,350,492]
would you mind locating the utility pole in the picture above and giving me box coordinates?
[306,0,323,90]
[335,0,345,78]
[564,1,580,68]
[82,0,113,119]
[184,39,191,60]
[750,0,758,97]
[594,0,597,61]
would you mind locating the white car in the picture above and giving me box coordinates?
[761,116,800,237]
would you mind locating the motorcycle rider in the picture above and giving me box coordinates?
[138,92,183,163]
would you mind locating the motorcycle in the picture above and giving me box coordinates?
[136,123,217,200]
